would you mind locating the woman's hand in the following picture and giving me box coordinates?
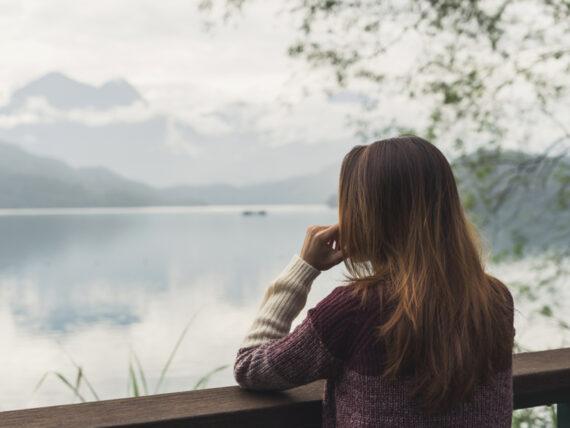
[299,224,344,271]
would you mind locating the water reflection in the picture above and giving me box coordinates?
[0,205,567,411]
[0,205,347,410]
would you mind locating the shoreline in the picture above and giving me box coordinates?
[0,204,335,217]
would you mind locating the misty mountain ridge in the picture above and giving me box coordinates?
[0,72,143,114]
[0,143,197,208]
[0,72,352,186]
[0,142,338,208]
[0,142,568,253]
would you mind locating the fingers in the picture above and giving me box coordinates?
[329,248,344,265]
[302,223,344,271]
[315,224,339,241]
[306,225,328,236]
[314,225,341,252]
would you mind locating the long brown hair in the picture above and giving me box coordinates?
[338,135,513,414]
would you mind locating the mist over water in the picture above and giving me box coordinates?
[0,205,566,411]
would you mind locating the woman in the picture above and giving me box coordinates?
[234,135,515,427]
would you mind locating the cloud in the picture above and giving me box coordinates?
[0,2,376,186]
[0,1,297,110]
[0,97,155,128]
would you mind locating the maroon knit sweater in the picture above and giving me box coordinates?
[234,255,515,427]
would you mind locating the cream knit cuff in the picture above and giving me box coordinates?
[240,254,321,348]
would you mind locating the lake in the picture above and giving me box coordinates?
[0,205,567,411]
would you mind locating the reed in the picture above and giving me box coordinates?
[34,317,229,402]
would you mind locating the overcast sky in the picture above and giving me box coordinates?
[0,2,293,105]
[0,1,355,141]
[0,1,369,185]
[0,1,567,186]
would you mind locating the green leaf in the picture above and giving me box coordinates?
[128,360,140,397]
[75,366,83,390]
[540,305,553,317]
[131,350,148,396]
[32,372,50,396]
[54,372,87,403]
[154,311,201,394]
[57,343,100,400]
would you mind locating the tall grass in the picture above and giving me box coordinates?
[34,316,229,403]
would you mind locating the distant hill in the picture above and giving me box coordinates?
[0,72,143,113]
[0,142,339,208]
[162,163,340,205]
[2,141,569,243]
[1,141,568,253]
[0,72,350,187]
[454,150,570,254]
[0,143,200,208]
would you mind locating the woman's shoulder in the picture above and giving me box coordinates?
[306,285,366,358]
[307,285,367,330]
[308,285,361,318]
[487,275,515,310]
[486,275,516,341]
[307,283,381,334]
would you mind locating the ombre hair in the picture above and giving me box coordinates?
[338,135,514,414]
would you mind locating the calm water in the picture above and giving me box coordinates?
[0,205,566,411]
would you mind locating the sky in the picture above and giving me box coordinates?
[0,1,367,186]
[0,0,567,186]
[0,1,297,109]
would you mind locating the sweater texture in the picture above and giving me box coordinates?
[234,254,515,427]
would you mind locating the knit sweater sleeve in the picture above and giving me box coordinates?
[233,254,354,390]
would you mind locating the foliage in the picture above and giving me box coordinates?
[513,405,557,428]
[200,0,570,259]
[200,1,569,147]
[198,0,570,322]
[199,1,570,425]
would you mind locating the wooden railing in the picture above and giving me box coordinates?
[2,348,569,428]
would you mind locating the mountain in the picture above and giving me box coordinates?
[0,72,350,187]
[0,72,142,113]
[163,163,340,205]
[0,143,201,208]
[0,142,338,208]
[1,141,568,254]
[454,150,570,253]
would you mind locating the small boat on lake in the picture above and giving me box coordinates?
[242,210,267,216]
